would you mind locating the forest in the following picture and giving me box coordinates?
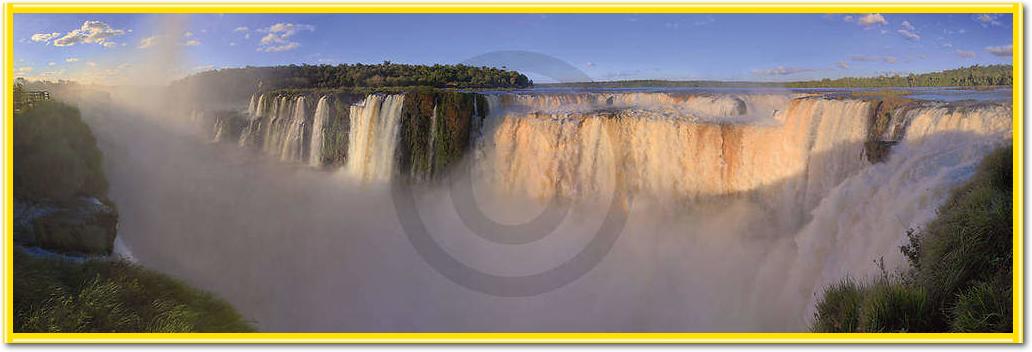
[540,65,1012,89]
[170,62,532,106]
[173,62,531,92]
[786,64,1012,88]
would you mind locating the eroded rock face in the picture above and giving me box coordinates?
[14,197,118,255]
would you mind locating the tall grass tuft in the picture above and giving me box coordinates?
[812,278,866,332]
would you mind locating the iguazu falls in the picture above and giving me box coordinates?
[11,12,1017,336]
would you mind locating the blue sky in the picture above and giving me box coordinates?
[14,13,1014,84]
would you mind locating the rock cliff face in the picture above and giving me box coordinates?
[15,197,118,255]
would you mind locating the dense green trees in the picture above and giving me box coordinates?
[172,62,531,106]
[542,65,1012,89]
[787,65,1012,88]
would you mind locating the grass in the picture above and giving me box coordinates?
[13,248,255,332]
[812,145,1012,332]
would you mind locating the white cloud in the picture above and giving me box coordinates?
[985,44,1012,57]
[30,32,61,43]
[259,41,299,52]
[52,20,126,47]
[257,23,314,52]
[65,57,79,63]
[86,61,97,67]
[942,42,954,48]
[753,66,818,76]
[692,16,715,26]
[974,14,1002,27]
[48,62,56,66]
[895,20,920,41]
[843,15,854,22]
[956,49,977,58]
[137,35,160,48]
[585,62,595,68]
[183,31,193,37]
[897,29,920,41]
[193,64,215,72]
[849,55,897,64]
[229,42,237,46]
[836,61,849,69]
[183,39,201,47]
[16,66,32,74]
[233,26,249,33]
[857,14,888,27]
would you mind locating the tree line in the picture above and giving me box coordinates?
[785,64,1012,88]
[174,62,531,92]
[540,65,1012,89]
[171,62,532,106]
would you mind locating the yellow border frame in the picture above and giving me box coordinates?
[2,2,1023,344]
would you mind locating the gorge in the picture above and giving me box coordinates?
[92,85,1012,331]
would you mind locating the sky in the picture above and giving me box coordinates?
[13,13,1014,84]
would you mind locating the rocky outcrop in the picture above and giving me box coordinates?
[14,197,118,255]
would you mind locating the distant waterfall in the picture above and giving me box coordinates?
[345,94,405,182]
[309,96,331,167]
[262,96,290,156]
[239,93,266,147]
[247,93,258,116]
[212,116,226,143]
[280,96,308,162]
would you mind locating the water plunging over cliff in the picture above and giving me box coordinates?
[309,96,331,167]
[345,94,405,182]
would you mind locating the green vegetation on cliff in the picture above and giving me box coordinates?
[15,102,108,202]
[14,248,254,332]
[813,145,1013,332]
[397,89,487,180]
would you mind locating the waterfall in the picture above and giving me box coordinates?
[773,103,1012,324]
[247,93,258,117]
[212,116,226,142]
[309,96,331,167]
[279,96,308,162]
[345,94,405,182]
[239,93,267,147]
[263,96,290,155]
[476,95,869,203]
